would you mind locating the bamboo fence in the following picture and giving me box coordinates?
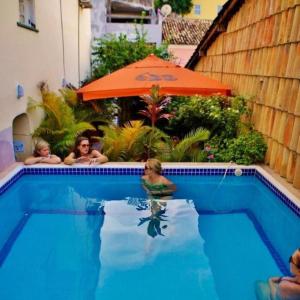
[195,0,300,189]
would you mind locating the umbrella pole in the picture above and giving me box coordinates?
[118,99,131,126]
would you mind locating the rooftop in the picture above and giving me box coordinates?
[162,17,212,45]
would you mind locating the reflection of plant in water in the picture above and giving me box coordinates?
[126,197,149,210]
[138,201,168,238]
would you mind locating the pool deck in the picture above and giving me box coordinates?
[0,162,299,206]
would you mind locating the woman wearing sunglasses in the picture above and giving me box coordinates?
[256,248,300,300]
[64,136,108,165]
[141,159,176,199]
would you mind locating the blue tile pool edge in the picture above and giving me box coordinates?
[0,167,299,219]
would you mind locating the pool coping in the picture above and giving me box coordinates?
[0,163,299,218]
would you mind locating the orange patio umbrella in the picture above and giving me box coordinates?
[78,54,231,100]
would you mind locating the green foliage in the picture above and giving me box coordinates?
[91,30,170,80]
[160,128,210,162]
[226,131,267,165]
[28,88,98,157]
[59,88,116,124]
[165,95,250,139]
[154,0,193,15]
[99,120,170,161]
[163,95,267,164]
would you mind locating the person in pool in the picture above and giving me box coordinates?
[64,136,108,165]
[256,248,300,300]
[141,159,176,199]
[24,140,61,165]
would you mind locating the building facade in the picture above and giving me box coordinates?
[91,0,162,44]
[187,0,300,189]
[0,0,92,172]
[185,0,228,20]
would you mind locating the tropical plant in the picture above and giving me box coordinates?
[28,87,96,157]
[154,0,193,15]
[59,88,116,124]
[139,85,173,127]
[99,120,170,161]
[139,85,173,158]
[160,128,210,162]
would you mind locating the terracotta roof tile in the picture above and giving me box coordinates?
[162,17,212,45]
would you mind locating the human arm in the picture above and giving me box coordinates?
[24,155,61,165]
[267,276,300,300]
[141,176,151,194]
[278,278,300,299]
[24,156,43,165]
[64,153,77,165]
[161,177,176,193]
[268,277,280,299]
[41,155,61,164]
[90,150,108,164]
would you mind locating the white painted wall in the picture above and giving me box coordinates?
[0,0,92,171]
[106,23,162,44]
[91,0,162,44]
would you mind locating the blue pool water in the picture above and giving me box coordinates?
[0,174,299,300]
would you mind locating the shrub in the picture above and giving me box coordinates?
[164,95,250,139]
[223,132,267,165]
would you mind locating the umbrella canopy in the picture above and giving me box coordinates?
[78,54,231,101]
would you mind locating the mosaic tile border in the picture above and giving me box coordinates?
[0,168,25,195]
[255,170,300,218]
[22,167,256,176]
[0,167,298,219]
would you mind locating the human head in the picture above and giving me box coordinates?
[74,136,91,157]
[145,159,162,175]
[33,140,50,157]
[289,248,300,276]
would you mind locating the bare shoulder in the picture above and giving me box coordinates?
[160,176,172,185]
[91,149,101,156]
[91,150,108,163]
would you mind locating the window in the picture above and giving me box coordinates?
[18,0,36,29]
[194,4,201,15]
[217,5,223,13]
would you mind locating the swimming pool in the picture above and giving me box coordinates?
[0,165,299,300]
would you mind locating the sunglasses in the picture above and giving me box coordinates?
[80,143,90,148]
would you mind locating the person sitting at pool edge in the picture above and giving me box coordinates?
[255,248,300,300]
[64,136,108,165]
[24,140,61,165]
[142,158,176,199]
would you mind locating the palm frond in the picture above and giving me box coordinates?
[171,128,210,162]
[59,88,78,107]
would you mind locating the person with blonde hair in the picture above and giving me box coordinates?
[141,158,176,199]
[24,140,61,165]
